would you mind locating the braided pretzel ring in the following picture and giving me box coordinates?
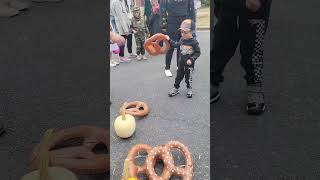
[126,144,153,178]
[29,126,109,174]
[124,101,150,117]
[146,145,173,180]
[144,33,170,56]
[165,141,193,179]
[145,141,193,180]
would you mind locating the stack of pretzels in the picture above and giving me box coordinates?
[123,141,193,180]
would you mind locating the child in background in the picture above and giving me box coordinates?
[167,19,201,98]
[131,6,149,60]
[110,31,125,67]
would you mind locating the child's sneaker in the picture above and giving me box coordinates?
[143,55,147,60]
[186,88,193,98]
[165,69,173,77]
[168,88,179,97]
[211,84,220,103]
[119,57,131,63]
[246,84,265,115]
[137,55,142,60]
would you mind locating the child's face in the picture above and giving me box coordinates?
[151,0,157,5]
[181,30,193,39]
[133,11,140,18]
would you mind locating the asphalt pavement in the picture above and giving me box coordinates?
[0,0,108,180]
[110,31,210,179]
[212,0,320,179]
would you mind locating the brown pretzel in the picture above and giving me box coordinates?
[144,33,170,56]
[124,144,152,179]
[124,141,193,180]
[165,141,193,179]
[29,126,109,174]
[124,101,150,117]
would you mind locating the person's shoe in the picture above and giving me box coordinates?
[0,123,5,136]
[246,84,266,115]
[136,55,142,60]
[119,57,131,63]
[142,55,147,60]
[110,61,117,67]
[129,53,137,58]
[168,88,179,97]
[210,84,220,103]
[186,88,193,98]
[165,69,172,77]
[8,0,30,11]
[32,0,63,2]
[0,3,19,17]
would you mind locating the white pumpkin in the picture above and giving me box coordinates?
[21,167,78,180]
[114,103,136,138]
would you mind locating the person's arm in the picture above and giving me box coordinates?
[189,41,201,63]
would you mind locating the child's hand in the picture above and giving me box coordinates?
[132,29,137,34]
[165,35,170,41]
[246,0,261,12]
[187,59,192,65]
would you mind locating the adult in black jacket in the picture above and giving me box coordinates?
[211,0,272,115]
[160,0,195,77]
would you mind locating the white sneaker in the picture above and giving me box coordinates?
[110,62,117,67]
[165,70,172,77]
[143,55,147,60]
[137,55,142,60]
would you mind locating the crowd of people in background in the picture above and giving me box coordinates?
[110,0,199,78]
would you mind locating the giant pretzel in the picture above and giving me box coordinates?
[29,126,109,174]
[144,33,170,56]
[124,101,150,117]
[123,141,193,180]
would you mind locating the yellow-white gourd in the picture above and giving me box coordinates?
[114,103,136,138]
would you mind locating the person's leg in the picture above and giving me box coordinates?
[135,36,141,57]
[211,4,240,87]
[210,3,240,103]
[127,34,132,53]
[169,64,185,97]
[239,1,272,114]
[119,35,127,57]
[185,66,194,98]
[165,16,180,70]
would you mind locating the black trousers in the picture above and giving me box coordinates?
[119,34,133,57]
[211,1,272,86]
[174,62,194,89]
[165,16,188,70]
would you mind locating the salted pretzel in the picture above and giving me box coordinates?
[144,33,170,56]
[29,126,109,174]
[122,144,153,179]
[124,101,150,117]
[123,141,193,180]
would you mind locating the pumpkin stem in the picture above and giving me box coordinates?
[39,129,54,180]
[120,102,127,120]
